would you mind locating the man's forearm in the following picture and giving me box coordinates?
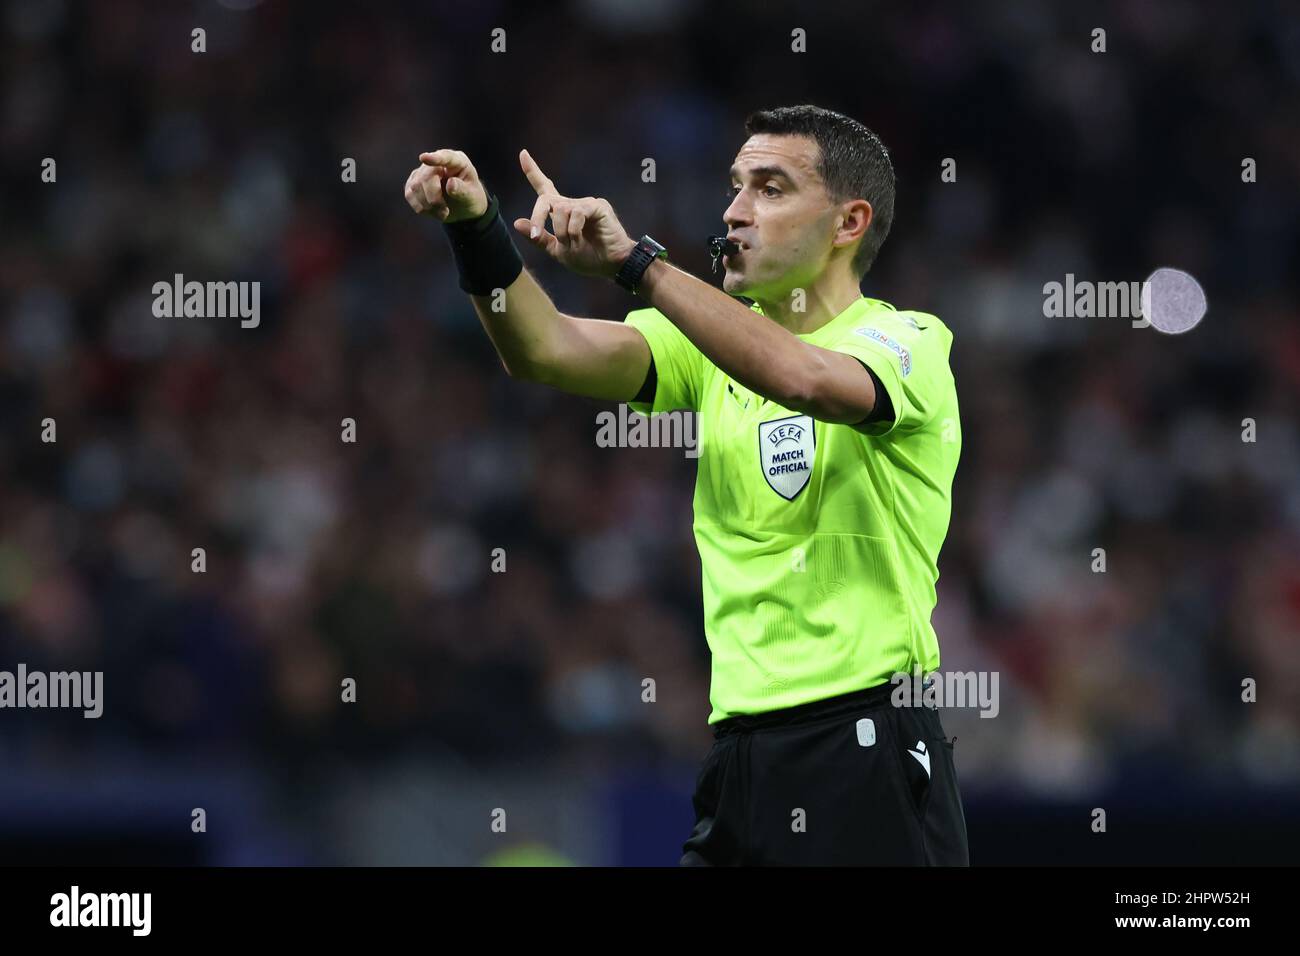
[466,266,653,400]
[466,267,560,378]
[637,259,832,411]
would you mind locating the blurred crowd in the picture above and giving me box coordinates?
[1,0,1298,825]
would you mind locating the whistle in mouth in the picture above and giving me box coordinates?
[708,236,741,274]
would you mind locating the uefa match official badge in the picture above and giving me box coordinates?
[758,414,816,499]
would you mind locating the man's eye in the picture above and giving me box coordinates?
[763,185,781,198]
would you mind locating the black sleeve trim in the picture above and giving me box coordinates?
[854,359,894,424]
[633,358,658,405]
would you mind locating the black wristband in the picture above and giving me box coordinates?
[442,189,524,296]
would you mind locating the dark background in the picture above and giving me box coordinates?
[1,0,1298,864]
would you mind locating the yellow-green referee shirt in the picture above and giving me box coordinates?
[626,295,960,724]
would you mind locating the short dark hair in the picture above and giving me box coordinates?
[744,104,895,278]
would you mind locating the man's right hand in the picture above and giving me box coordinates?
[405,148,490,223]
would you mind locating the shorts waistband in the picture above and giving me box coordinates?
[711,680,900,739]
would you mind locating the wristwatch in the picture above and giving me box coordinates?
[614,235,668,295]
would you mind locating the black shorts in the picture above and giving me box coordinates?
[680,680,970,866]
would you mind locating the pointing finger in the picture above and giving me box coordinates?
[519,148,557,196]
[420,149,471,174]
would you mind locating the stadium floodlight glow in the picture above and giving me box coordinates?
[1140,266,1208,334]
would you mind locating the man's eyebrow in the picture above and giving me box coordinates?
[728,164,795,183]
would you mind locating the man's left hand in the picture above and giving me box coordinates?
[513,148,637,279]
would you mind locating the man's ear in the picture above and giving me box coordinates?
[848,199,874,241]
[834,199,873,248]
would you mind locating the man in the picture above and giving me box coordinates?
[405,104,968,866]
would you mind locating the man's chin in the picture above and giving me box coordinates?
[723,272,750,296]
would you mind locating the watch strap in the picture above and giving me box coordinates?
[615,235,667,293]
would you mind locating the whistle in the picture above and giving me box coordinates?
[708,236,741,274]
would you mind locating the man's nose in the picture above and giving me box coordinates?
[723,194,752,229]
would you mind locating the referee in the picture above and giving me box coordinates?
[405,104,968,866]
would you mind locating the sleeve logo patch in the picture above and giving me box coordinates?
[854,327,912,377]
